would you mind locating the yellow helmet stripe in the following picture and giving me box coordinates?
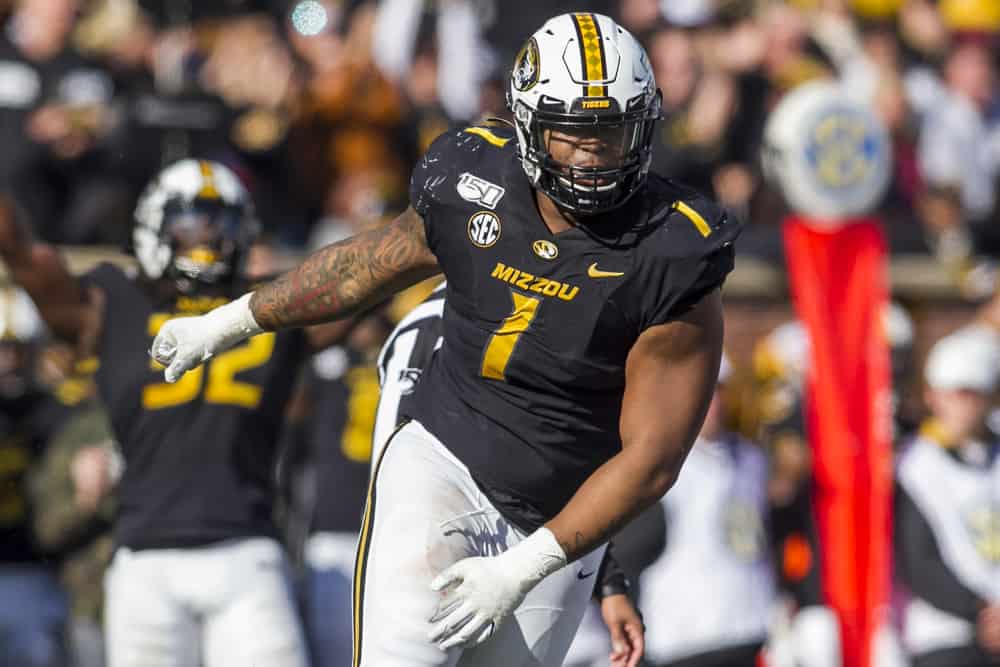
[572,13,608,98]
[197,160,221,199]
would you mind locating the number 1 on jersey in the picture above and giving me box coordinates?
[481,290,541,381]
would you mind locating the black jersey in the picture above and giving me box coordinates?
[86,264,307,549]
[306,344,381,534]
[406,126,739,531]
[0,392,67,563]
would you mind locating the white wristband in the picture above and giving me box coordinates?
[207,292,264,348]
[500,527,568,588]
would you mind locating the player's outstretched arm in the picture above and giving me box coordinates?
[0,195,101,349]
[547,289,724,561]
[250,207,440,329]
[152,207,440,382]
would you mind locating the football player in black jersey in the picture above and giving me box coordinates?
[153,12,738,667]
[0,160,352,667]
[375,282,646,667]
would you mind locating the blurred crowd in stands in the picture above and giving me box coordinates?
[1,0,999,276]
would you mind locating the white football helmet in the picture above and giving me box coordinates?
[507,13,661,214]
[0,287,44,343]
[0,287,44,400]
[133,159,259,288]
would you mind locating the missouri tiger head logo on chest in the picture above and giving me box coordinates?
[532,240,558,260]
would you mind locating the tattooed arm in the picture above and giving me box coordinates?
[151,207,440,382]
[252,207,441,329]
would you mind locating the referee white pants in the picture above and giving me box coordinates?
[354,419,604,667]
[104,537,308,667]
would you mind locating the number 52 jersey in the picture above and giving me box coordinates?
[85,264,306,550]
[406,125,741,532]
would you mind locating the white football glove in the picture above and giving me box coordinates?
[150,293,263,383]
[428,527,567,650]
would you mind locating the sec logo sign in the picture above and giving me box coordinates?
[762,81,890,222]
[468,211,501,248]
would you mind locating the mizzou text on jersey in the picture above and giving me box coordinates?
[405,125,738,531]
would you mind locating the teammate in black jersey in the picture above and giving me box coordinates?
[291,312,392,667]
[0,160,348,667]
[153,12,738,667]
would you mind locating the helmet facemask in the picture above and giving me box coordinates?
[512,91,661,216]
[133,160,260,290]
[159,197,252,289]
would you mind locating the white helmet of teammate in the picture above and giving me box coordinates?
[0,287,44,400]
[0,287,44,343]
[507,12,661,214]
[762,81,892,222]
[133,159,259,287]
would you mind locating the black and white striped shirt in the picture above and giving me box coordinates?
[372,282,446,460]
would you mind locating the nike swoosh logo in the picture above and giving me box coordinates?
[588,263,625,279]
[577,569,595,579]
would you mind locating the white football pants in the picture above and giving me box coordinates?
[354,419,605,667]
[104,537,308,667]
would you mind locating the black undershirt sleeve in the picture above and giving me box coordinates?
[594,501,667,603]
[894,484,986,623]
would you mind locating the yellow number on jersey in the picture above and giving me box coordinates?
[144,314,204,409]
[340,366,380,463]
[480,290,541,381]
[143,313,276,410]
[205,334,276,408]
[0,443,28,524]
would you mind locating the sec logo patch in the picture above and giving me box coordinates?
[468,211,501,248]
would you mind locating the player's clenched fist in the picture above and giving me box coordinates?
[150,293,262,382]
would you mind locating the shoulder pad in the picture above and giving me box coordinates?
[425,125,516,161]
[647,179,741,259]
[457,124,516,149]
[667,196,736,243]
[410,125,517,216]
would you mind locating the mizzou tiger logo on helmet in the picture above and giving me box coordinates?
[512,38,540,92]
